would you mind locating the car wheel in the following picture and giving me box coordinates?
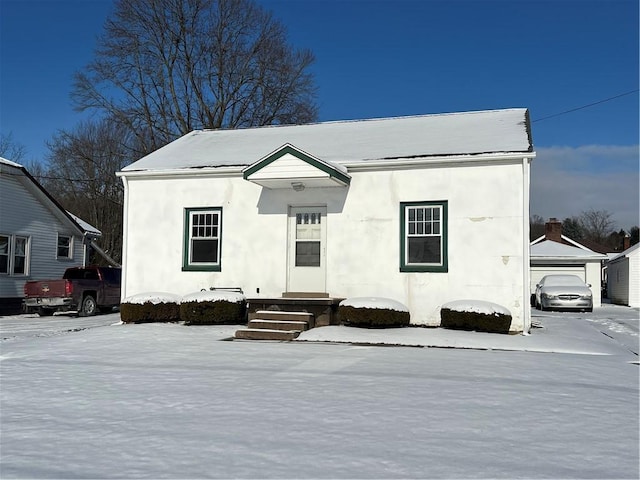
[38,307,54,317]
[80,295,97,317]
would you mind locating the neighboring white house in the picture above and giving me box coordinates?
[530,218,608,307]
[0,157,102,314]
[606,243,639,308]
[117,108,536,332]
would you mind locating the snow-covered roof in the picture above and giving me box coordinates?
[0,156,23,168]
[608,243,639,262]
[66,211,101,237]
[530,234,594,251]
[121,108,533,173]
[530,240,607,260]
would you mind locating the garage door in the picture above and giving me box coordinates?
[530,266,586,293]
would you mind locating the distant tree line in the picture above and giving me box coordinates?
[531,209,639,252]
[1,0,317,265]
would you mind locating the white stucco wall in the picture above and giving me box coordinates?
[122,161,528,331]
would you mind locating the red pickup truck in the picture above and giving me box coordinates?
[23,266,121,317]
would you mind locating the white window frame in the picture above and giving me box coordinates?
[0,234,9,275]
[57,234,73,259]
[0,234,30,276]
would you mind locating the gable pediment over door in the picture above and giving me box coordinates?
[242,144,351,189]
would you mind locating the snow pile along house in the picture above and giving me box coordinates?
[117,108,535,332]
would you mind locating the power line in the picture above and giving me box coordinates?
[532,89,639,123]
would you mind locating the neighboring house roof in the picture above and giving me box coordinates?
[608,243,639,262]
[0,157,101,238]
[121,108,533,173]
[530,240,607,261]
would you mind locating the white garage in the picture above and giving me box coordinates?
[530,240,606,307]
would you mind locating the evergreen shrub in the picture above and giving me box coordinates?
[338,297,410,328]
[180,292,246,325]
[120,293,181,323]
[440,301,512,334]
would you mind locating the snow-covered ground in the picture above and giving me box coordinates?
[1,305,638,479]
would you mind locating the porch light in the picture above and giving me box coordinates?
[291,182,305,191]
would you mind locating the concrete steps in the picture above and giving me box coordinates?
[235,310,313,341]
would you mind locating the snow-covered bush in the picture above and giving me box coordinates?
[338,297,410,328]
[440,300,512,334]
[120,292,181,323]
[180,291,247,325]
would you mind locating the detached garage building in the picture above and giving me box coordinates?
[606,244,639,308]
[530,218,606,307]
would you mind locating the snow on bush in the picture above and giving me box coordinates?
[180,290,247,325]
[440,300,512,334]
[339,297,410,328]
[123,292,182,305]
[121,292,181,323]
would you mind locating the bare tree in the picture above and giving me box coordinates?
[43,119,136,264]
[0,132,27,162]
[72,0,317,154]
[579,208,616,246]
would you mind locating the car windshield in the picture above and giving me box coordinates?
[542,275,585,287]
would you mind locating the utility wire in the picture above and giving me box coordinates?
[532,89,639,123]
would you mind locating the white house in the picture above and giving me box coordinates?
[117,108,536,332]
[0,157,102,314]
[606,243,639,307]
[530,218,607,307]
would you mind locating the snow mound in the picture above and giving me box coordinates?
[123,292,182,305]
[340,297,409,313]
[442,300,511,317]
[182,290,246,304]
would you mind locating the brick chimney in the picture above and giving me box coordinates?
[545,218,562,243]
[623,234,631,251]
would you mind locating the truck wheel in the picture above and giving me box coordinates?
[80,295,97,317]
[38,307,55,317]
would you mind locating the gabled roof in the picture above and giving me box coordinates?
[609,243,639,262]
[530,240,607,261]
[0,157,101,238]
[242,144,351,189]
[121,108,533,173]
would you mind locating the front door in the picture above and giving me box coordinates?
[287,206,327,293]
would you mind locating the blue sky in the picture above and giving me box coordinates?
[1,0,638,228]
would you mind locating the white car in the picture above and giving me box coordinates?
[535,275,593,312]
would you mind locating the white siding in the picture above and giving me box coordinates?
[123,159,530,331]
[608,251,639,307]
[630,252,640,307]
[0,173,84,298]
[250,154,330,180]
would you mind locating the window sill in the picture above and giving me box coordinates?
[400,265,448,273]
[182,265,221,272]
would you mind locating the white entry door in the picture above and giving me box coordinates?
[287,206,327,293]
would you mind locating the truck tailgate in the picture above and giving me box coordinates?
[24,280,68,298]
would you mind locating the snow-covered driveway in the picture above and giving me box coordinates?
[1,307,638,479]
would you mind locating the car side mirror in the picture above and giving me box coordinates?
[587,284,591,288]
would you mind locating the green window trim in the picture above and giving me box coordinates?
[182,207,222,272]
[400,201,448,272]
